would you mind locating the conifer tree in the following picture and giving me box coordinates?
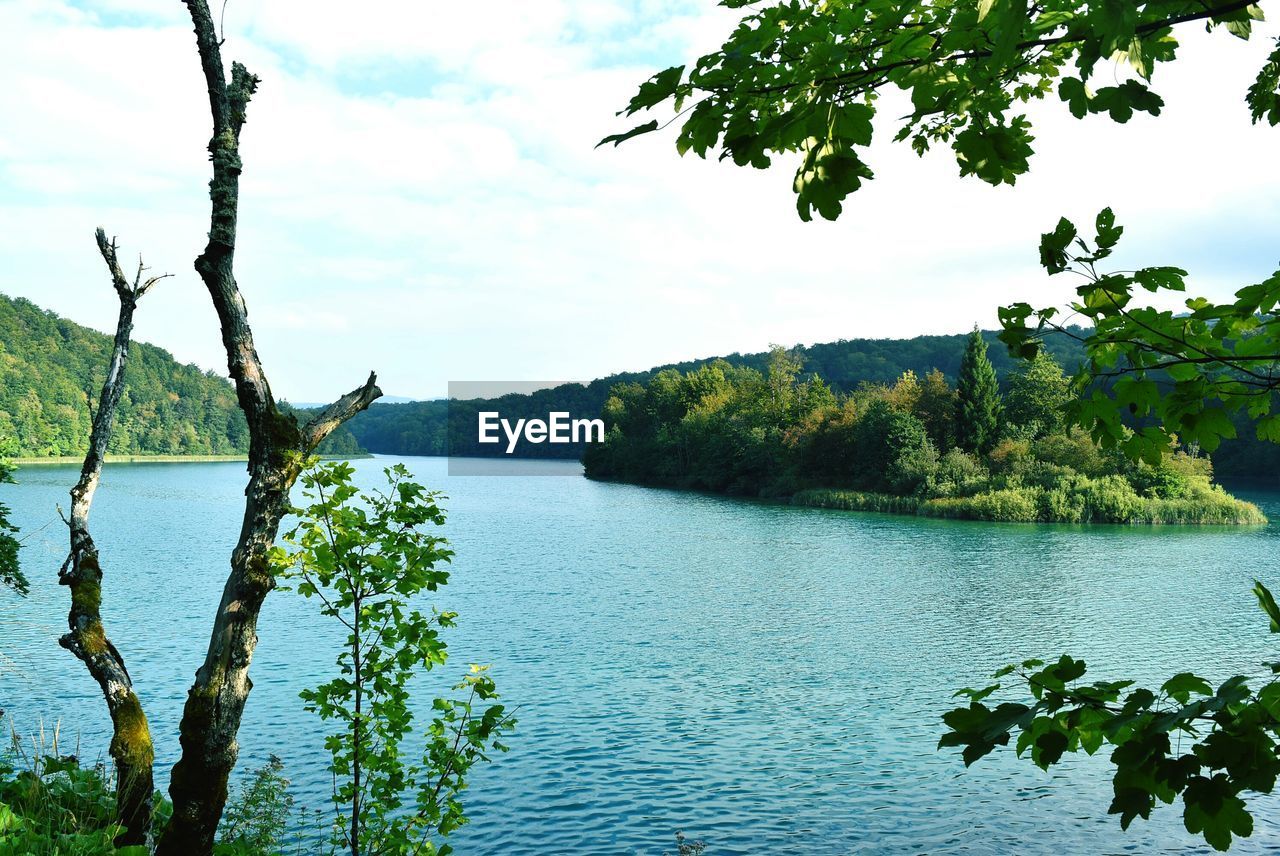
[955,328,1001,455]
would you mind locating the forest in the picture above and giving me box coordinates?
[0,294,362,458]
[342,329,1090,457]
[340,332,1274,482]
[582,332,1265,525]
[9,287,1276,486]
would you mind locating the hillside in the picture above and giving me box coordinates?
[0,293,361,458]
[345,330,1089,459]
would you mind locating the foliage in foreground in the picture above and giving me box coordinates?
[604,0,1276,221]
[1000,207,1280,467]
[942,210,1280,851]
[0,730,296,856]
[583,340,1263,525]
[942,581,1280,852]
[274,461,514,856]
[0,750,147,856]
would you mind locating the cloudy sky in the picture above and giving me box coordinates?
[2,1,1278,401]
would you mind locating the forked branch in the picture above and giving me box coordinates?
[159,3,383,852]
[59,229,165,847]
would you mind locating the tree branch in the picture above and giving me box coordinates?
[717,0,1259,98]
[60,229,160,847]
[303,372,382,451]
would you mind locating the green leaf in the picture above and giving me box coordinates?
[623,65,684,115]
[1095,207,1123,248]
[1134,266,1186,292]
[1039,217,1077,274]
[793,138,873,221]
[1059,76,1090,118]
[832,103,875,146]
[1183,776,1252,851]
[1254,580,1280,632]
[1161,672,1213,704]
[597,120,660,149]
[1257,682,1280,718]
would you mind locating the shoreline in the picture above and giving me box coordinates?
[12,453,373,465]
[582,474,1269,527]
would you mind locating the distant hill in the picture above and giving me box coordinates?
[0,293,361,458]
[345,330,1091,459]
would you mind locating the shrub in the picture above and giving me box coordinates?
[792,489,922,515]
[987,438,1031,477]
[1033,428,1113,477]
[931,448,987,496]
[1079,474,1142,523]
[887,440,939,496]
[0,722,308,856]
[925,488,1042,522]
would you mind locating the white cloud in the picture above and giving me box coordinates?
[1,1,1277,401]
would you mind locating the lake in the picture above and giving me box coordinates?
[3,456,1280,854]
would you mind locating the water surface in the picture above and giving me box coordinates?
[4,456,1280,854]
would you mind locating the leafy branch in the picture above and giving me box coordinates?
[942,580,1280,852]
[998,208,1280,464]
[604,0,1277,220]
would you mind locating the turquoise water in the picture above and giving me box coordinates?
[4,456,1280,854]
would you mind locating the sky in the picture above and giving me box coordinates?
[2,1,1279,402]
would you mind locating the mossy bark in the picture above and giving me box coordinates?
[60,231,164,847]
[157,4,381,852]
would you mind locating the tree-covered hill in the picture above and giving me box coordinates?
[0,293,361,457]
[345,330,1088,458]
[345,331,1270,481]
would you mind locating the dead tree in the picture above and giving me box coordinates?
[60,228,168,846]
[155,2,382,851]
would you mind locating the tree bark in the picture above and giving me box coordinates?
[60,228,167,847]
[157,3,381,852]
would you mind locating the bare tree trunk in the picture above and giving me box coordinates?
[157,3,381,852]
[60,228,168,847]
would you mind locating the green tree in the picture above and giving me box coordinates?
[604,0,1275,221]
[765,345,805,424]
[955,328,1002,455]
[1004,350,1073,437]
[915,369,958,451]
[274,461,514,856]
[886,370,923,414]
[851,400,931,491]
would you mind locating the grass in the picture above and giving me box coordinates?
[792,485,1268,525]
